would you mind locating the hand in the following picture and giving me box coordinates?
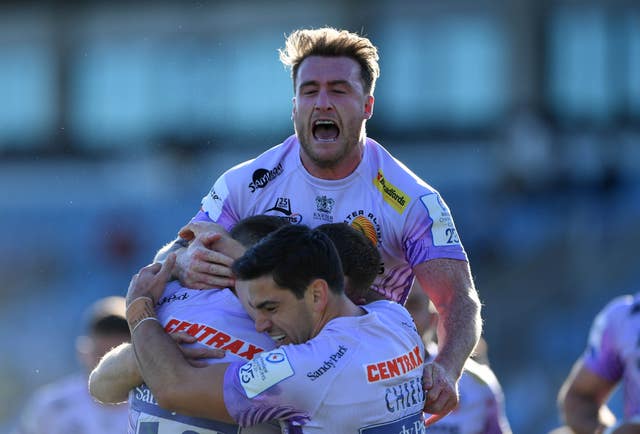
[174,226,239,289]
[126,254,176,306]
[422,361,459,426]
[170,332,226,367]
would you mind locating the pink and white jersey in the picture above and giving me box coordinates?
[222,300,426,433]
[128,281,280,434]
[195,135,468,304]
[14,373,128,434]
[582,292,640,420]
[425,357,512,434]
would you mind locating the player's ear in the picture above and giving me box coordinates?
[291,97,297,119]
[308,279,329,311]
[364,95,374,119]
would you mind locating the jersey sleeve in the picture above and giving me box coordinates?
[192,173,241,230]
[582,297,627,382]
[223,342,351,428]
[402,191,468,267]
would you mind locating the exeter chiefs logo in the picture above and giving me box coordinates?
[344,210,381,246]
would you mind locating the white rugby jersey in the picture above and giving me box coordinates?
[582,292,640,421]
[222,300,426,433]
[425,357,512,434]
[195,135,468,304]
[15,373,128,434]
[128,281,280,434]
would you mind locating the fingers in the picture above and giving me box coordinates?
[169,332,197,344]
[422,362,459,416]
[424,413,448,427]
[176,270,235,290]
[180,346,226,361]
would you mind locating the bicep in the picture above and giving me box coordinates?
[561,359,617,405]
[413,258,476,307]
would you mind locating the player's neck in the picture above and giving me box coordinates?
[301,140,365,180]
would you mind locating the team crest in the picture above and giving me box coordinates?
[313,195,335,222]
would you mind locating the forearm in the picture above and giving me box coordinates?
[561,395,612,434]
[434,288,481,379]
[130,306,233,422]
[89,342,143,404]
[415,258,481,379]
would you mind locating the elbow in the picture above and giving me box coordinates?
[150,378,191,412]
[88,371,126,404]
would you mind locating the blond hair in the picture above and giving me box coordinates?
[279,27,380,95]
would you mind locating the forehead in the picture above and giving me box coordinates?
[296,56,363,89]
[244,275,290,305]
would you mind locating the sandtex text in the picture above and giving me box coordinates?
[165,318,264,360]
[306,345,348,381]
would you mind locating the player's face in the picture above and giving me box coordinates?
[243,275,316,346]
[292,56,374,179]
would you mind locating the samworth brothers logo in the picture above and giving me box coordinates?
[248,162,284,193]
[373,170,410,214]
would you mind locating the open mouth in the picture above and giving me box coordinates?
[270,333,287,346]
[312,120,340,142]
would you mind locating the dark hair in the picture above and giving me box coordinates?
[279,27,380,95]
[315,223,381,303]
[84,296,129,337]
[232,224,344,299]
[230,215,290,248]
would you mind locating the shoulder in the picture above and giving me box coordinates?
[219,136,297,188]
[591,293,638,334]
[365,138,439,194]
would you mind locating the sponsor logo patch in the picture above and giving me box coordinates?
[359,411,425,433]
[365,345,424,383]
[248,162,284,193]
[419,194,461,247]
[265,197,303,224]
[239,349,294,398]
[373,170,410,214]
[164,317,264,360]
[201,178,228,221]
[306,345,348,381]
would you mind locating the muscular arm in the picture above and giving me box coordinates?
[132,318,233,422]
[415,258,481,383]
[414,258,481,420]
[89,342,142,404]
[558,359,617,434]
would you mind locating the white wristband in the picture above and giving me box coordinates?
[131,316,159,335]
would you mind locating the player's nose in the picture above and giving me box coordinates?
[254,316,272,333]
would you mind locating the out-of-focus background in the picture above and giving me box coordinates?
[1,1,638,433]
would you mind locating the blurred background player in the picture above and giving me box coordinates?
[405,288,513,434]
[555,292,640,434]
[13,296,130,434]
